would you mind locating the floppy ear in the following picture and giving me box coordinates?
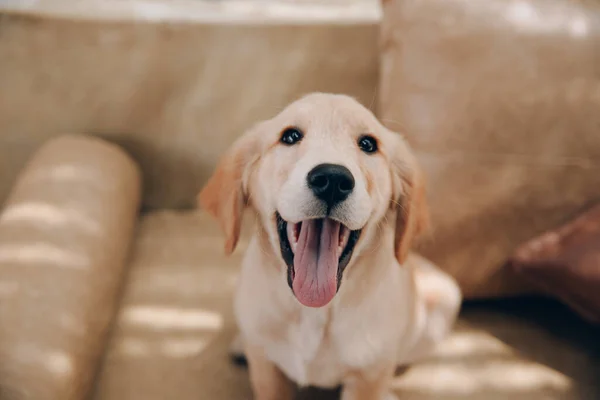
[392,143,430,264]
[198,129,261,255]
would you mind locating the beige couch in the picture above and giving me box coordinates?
[0,1,598,399]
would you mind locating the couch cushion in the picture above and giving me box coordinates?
[93,211,599,400]
[380,0,600,298]
[0,0,379,210]
[92,211,251,400]
[0,135,141,400]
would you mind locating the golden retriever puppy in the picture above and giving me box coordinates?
[199,93,461,400]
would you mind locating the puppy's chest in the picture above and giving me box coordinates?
[264,308,386,388]
[264,309,340,387]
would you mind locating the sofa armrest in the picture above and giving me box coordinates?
[0,135,141,400]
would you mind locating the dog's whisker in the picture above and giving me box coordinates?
[379,117,405,126]
[368,88,378,113]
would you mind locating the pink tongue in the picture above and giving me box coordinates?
[292,219,340,308]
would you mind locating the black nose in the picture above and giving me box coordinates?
[307,163,355,207]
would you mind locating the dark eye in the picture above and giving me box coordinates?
[280,127,304,145]
[358,135,378,153]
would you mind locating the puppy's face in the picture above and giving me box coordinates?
[200,93,428,308]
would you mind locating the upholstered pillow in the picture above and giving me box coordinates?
[508,204,600,324]
[380,0,600,299]
[0,135,141,399]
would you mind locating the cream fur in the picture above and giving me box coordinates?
[200,93,462,400]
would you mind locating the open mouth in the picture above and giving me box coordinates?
[276,212,361,308]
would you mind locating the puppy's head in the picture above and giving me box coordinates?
[199,93,428,308]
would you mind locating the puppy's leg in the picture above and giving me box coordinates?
[341,364,397,400]
[401,255,462,364]
[245,342,294,400]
